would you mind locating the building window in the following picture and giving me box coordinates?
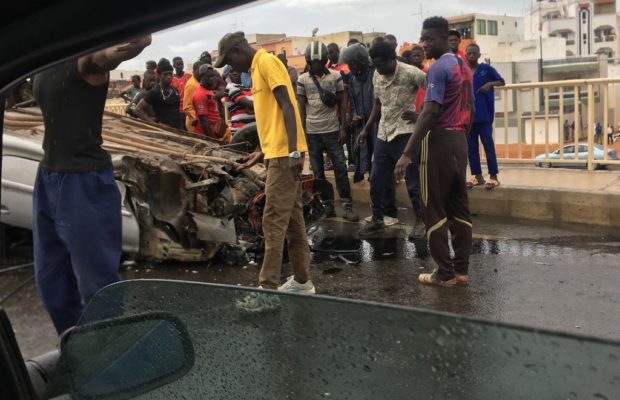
[477,19,486,35]
[488,20,498,36]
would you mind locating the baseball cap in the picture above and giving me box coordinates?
[214,31,246,68]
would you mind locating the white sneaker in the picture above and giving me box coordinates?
[384,216,400,226]
[277,276,316,294]
[365,215,399,226]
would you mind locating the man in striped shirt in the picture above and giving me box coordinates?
[224,69,255,134]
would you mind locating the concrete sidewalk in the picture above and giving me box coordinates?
[322,166,620,228]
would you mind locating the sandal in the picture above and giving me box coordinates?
[485,178,500,190]
[418,272,457,287]
[466,176,485,189]
[455,274,469,286]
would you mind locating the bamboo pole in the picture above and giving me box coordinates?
[101,135,239,167]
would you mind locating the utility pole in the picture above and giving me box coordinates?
[412,4,424,40]
[533,0,544,108]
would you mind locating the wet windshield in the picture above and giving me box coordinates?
[48,280,620,399]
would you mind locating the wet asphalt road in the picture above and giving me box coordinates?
[2,211,620,359]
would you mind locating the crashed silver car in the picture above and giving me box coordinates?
[2,108,328,262]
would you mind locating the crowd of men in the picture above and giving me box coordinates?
[32,16,508,331]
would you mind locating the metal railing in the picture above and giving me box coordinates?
[493,77,620,170]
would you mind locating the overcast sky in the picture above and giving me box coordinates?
[117,0,615,71]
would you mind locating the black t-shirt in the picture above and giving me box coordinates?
[33,59,111,172]
[144,85,181,129]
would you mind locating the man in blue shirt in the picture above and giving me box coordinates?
[465,43,505,190]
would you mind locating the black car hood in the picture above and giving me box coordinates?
[0,0,258,92]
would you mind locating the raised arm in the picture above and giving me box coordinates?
[78,35,152,86]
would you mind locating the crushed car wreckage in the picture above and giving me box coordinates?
[1,108,332,263]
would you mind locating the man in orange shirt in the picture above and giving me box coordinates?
[182,60,205,131]
[214,31,314,294]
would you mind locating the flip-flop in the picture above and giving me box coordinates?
[418,272,457,287]
[466,176,485,189]
[455,274,469,286]
[485,178,500,190]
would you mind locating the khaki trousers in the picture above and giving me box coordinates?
[259,157,310,288]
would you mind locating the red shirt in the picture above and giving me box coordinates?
[329,63,350,75]
[192,85,220,136]
[172,73,192,112]
[414,66,429,113]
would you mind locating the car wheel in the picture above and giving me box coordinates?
[543,162,552,168]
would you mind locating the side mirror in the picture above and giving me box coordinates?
[47,313,194,400]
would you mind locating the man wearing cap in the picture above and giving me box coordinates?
[214,31,315,294]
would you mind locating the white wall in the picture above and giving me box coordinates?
[484,37,566,63]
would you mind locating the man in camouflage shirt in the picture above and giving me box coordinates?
[356,40,426,237]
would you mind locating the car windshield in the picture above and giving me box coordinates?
[46,280,620,399]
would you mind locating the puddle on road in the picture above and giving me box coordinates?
[310,236,430,266]
[310,232,620,268]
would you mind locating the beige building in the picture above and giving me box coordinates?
[448,14,525,60]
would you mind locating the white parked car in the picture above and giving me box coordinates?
[535,143,618,169]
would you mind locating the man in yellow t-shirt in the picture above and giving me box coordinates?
[214,31,314,294]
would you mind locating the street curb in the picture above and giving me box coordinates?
[325,174,620,228]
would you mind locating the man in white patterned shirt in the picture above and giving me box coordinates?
[357,40,426,236]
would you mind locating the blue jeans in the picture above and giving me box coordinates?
[179,112,187,131]
[306,132,352,203]
[33,167,122,334]
[370,134,421,220]
[467,122,499,176]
